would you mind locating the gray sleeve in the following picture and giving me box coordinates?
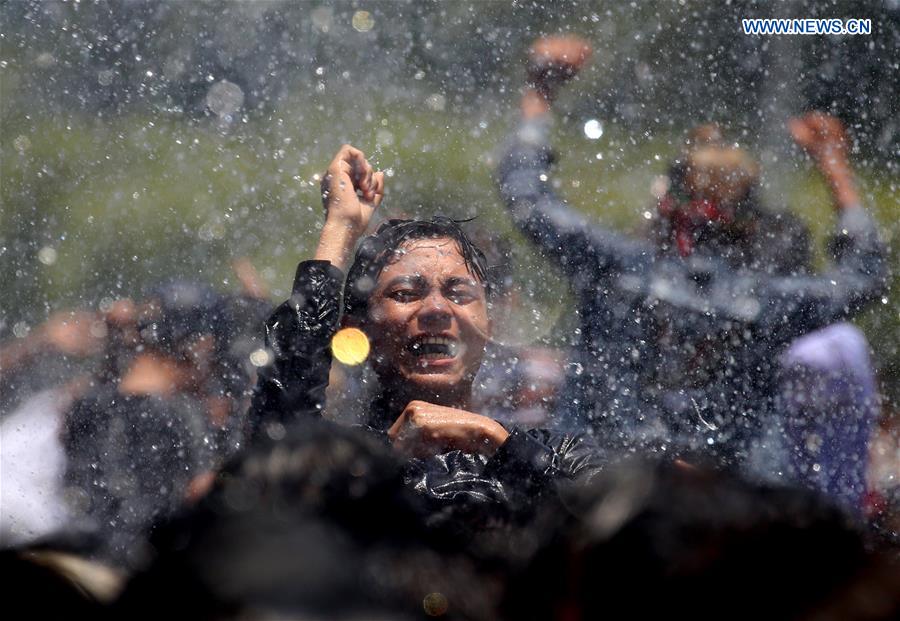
[748,205,888,339]
[496,117,653,278]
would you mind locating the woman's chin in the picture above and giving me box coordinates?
[399,369,467,398]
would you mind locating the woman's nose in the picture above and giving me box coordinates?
[418,291,452,327]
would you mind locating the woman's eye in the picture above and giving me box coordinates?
[447,289,476,304]
[389,289,418,302]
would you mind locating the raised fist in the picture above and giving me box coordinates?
[320,144,385,236]
[527,35,592,97]
[788,112,850,171]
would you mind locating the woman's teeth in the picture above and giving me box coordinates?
[409,337,458,358]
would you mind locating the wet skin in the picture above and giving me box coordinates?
[364,237,490,407]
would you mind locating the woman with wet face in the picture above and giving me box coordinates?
[249,144,604,527]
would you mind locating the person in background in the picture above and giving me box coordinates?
[1,258,271,557]
[496,35,888,510]
[1,301,137,547]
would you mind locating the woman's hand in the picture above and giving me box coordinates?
[314,144,385,269]
[387,400,510,459]
[321,144,385,234]
[788,112,859,209]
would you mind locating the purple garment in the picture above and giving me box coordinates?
[776,323,880,511]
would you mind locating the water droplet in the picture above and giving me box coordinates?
[205,80,244,117]
[249,348,271,367]
[425,93,446,111]
[37,246,57,265]
[97,69,115,86]
[423,592,449,617]
[13,135,31,152]
[583,119,604,139]
[351,10,375,32]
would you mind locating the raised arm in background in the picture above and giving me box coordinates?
[497,35,653,278]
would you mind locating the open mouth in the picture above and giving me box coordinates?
[407,335,459,360]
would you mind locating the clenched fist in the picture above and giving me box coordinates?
[320,144,385,237]
[387,400,510,459]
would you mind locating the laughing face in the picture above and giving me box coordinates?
[364,237,490,404]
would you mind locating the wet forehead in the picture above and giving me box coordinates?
[378,237,475,284]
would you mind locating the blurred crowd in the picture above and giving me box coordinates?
[1,35,898,621]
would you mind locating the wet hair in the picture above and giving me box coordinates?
[504,458,875,621]
[138,281,222,355]
[343,216,491,322]
[116,419,497,620]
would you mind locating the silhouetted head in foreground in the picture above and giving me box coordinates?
[116,419,497,620]
[505,459,898,621]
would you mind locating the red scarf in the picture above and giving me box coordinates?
[657,195,734,257]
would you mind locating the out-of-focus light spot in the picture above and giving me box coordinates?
[595,152,603,160]
[13,135,31,152]
[38,246,58,265]
[90,321,108,339]
[206,80,244,117]
[12,322,31,338]
[97,69,115,86]
[425,93,446,111]
[352,10,375,32]
[315,66,325,76]
[584,119,604,139]
[311,6,333,32]
[249,348,271,367]
[376,128,394,146]
[35,52,56,68]
[423,592,449,617]
[643,210,653,220]
[331,327,370,366]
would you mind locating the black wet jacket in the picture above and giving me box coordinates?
[249,260,605,527]
[497,118,888,462]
